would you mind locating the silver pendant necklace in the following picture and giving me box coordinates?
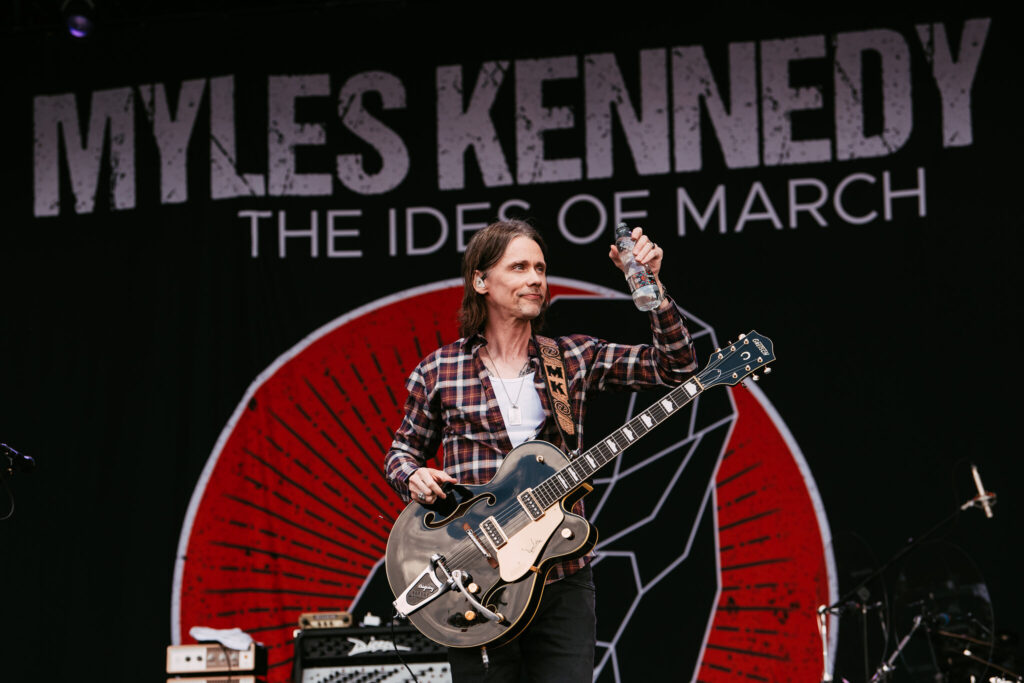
[483,353,530,427]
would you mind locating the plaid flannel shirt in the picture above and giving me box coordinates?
[385,298,697,581]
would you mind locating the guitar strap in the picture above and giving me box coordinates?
[535,335,579,455]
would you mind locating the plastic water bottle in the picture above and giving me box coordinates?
[614,222,663,311]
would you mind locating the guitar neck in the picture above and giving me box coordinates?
[531,375,705,510]
[529,331,775,510]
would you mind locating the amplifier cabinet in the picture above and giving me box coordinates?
[292,625,450,683]
[167,642,267,675]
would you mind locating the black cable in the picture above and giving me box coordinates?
[0,476,14,521]
[390,612,420,683]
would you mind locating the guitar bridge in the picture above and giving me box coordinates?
[464,522,498,569]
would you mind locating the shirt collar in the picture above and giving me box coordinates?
[459,330,486,353]
[459,330,540,359]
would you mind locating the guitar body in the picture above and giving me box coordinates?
[385,440,595,649]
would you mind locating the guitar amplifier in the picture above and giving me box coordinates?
[292,624,450,683]
[166,642,266,675]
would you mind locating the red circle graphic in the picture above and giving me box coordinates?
[171,279,836,682]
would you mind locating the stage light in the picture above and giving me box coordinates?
[61,0,96,38]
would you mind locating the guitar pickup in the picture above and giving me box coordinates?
[480,516,508,549]
[517,489,544,521]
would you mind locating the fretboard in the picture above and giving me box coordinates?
[531,375,704,509]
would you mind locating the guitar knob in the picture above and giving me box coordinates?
[464,610,477,621]
[560,527,574,540]
[467,582,480,594]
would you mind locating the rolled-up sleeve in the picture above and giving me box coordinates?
[384,363,441,501]
[588,296,698,391]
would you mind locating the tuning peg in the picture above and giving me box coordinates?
[738,333,746,339]
[764,367,772,374]
[752,374,760,382]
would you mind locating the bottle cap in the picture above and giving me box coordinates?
[614,222,631,238]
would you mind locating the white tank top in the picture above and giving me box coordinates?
[490,372,545,447]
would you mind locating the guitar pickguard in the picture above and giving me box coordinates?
[495,506,565,582]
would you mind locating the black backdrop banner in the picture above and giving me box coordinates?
[1,2,1020,681]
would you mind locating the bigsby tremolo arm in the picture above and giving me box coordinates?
[450,569,503,624]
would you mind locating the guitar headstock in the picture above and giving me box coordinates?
[698,331,775,388]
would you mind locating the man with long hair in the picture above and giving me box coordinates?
[385,218,697,681]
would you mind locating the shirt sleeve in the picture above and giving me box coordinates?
[384,360,442,501]
[584,296,698,391]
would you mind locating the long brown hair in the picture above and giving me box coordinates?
[458,220,549,338]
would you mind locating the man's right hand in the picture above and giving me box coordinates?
[408,467,458,504]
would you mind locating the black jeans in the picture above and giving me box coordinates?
[447,565,596,683]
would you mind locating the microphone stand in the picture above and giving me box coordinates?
[870,615,924,682]
[816,485,998,683]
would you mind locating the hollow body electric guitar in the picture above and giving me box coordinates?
[385,331,775,649]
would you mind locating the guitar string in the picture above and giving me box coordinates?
[457,347,734,541]
[442,376,688,567]
[437,344,758,570]
[441,375,748,572]
[450,376,694,563]
[481,344,739,529]
[440,387,688,570]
